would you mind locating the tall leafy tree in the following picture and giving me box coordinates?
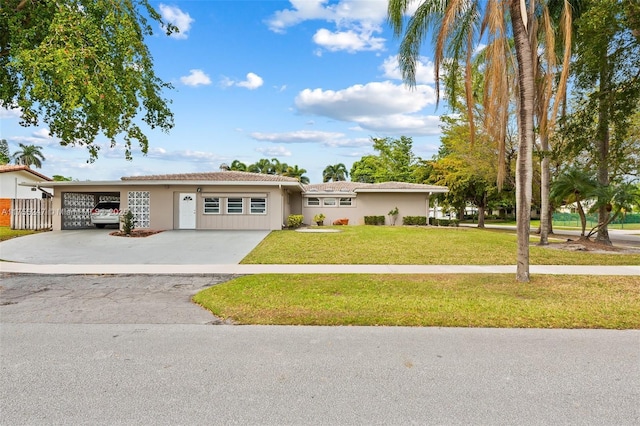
[350,137,419,183]
[388,0,573,282]
[12,143,45,168]
[322,163,349,182]
[429,116,511,228]
[0,139,9,164]
[52,175,72,181]
[350,155,382,183]
[1,0,175,160]
[560,0,640,245]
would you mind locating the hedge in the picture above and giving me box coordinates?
[429,217,459,227]
[402,216,427,226]
[364,216,385,225]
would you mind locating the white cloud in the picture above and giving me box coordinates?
[237,73,264,90]
[250,130,371,148]
[0,105,22,119]
[295,80,441,135]
[32,128,52,139]
[180,69,212,87]
[255,146,292,157]
[221,72,264,90]
[355,114,442,135]
[8,135,58,147]
[380,55,437,84]
[266,0,387,33]
[296,81,436,118]
[251,130,344,144]
[266,0,387,53]
[313,27,384,53]
[159,4,194,39]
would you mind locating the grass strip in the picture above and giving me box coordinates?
[0,227,39,242]
[241,226,640,266]
[193,274,640,329]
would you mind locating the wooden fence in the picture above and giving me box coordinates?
[10,198,53,230]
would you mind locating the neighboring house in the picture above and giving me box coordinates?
[0,165,53,227]
[298,181,448,226]
[32,171,448,231]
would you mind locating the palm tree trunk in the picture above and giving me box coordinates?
[577,200,587,237]
[510,0,535,283]
[539,135,550,245]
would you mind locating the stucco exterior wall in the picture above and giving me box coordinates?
[0,171,52,199]
[301,192,430,225]
[51,184,287,231]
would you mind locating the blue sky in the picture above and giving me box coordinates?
[1,0,446,184]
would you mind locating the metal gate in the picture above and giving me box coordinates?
[62,193,119,229]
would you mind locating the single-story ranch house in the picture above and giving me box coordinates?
[27,171,448,231]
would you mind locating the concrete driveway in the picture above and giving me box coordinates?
[0,229,270,264]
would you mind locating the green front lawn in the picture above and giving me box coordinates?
[0,227,39,242]
[241,226,640,266]
[193,274,640,329]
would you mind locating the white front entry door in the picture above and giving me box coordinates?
[179,193,197,229]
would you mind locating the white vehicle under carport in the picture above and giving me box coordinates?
[90,201,121,228]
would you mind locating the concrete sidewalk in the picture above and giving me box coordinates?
[1,262,638,275]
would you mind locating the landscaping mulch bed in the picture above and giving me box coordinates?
[109,229,163,238]
[548,238,640,254]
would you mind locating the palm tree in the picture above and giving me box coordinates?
[12,143,45,168]
[387,0,573,282]
[550,168,597,237]
[535,1,575,246]
[284,165,310,184]
[270,158,290,175]
[322,163,349,182]
[586,182,640,239]
[229,160,248,172]
[248,158,274,174]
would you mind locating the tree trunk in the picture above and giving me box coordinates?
[477,192,487,228]
[510,0,534,283]
[539,136,550,245]
[594,41,612,246]
[577,200,587,237]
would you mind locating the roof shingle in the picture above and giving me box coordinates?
[121,171,301,183]
[0,165,52,181]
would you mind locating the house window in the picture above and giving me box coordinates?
[203,197,220,214]
[306,197,320,206]
[339,197,352,206]
[322,198,337,206]
[250,197,267,214]
[227,197,243,214]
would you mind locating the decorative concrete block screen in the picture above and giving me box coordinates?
[128,191,150,228]
[62,192,95,229]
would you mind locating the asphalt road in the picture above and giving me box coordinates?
[2,274,639,425]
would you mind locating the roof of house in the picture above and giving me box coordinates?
[0,165,52,181]
[304,181,448,194]
[121,171,301,183]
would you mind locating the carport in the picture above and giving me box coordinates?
[61,191,120,229]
